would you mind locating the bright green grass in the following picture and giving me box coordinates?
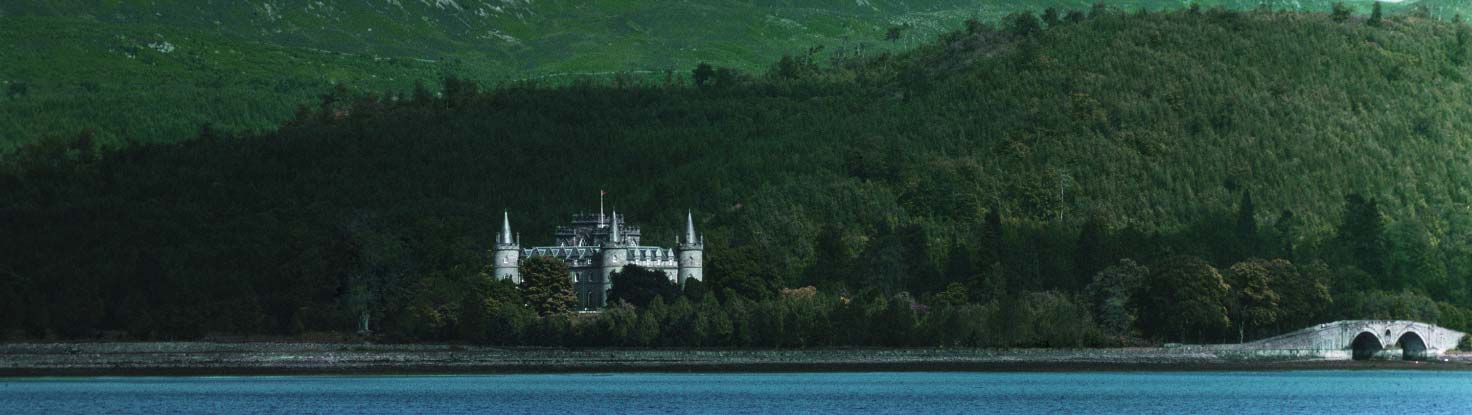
[1,0,1465,152]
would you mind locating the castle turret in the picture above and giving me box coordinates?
[595,211,628,306]
[677,210,704,285]
[493,210,522,283]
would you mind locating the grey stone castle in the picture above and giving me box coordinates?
[492,210,703,310]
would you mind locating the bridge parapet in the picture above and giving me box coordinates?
[1226,320,1465,360]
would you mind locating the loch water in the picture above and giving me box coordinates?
[2,371,1471,414]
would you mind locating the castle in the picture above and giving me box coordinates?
[492,210,703,310]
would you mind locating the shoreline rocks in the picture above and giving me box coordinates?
[2,342,1469,377]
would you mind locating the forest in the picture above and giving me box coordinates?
[3,5,1472,347]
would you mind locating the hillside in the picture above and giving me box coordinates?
[2,0,1465,153]
[3,8,1471,343]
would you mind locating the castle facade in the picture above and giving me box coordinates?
[492,210,703,310]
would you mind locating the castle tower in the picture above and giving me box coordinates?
[492,210,522,283]
[597,211,627,306]
[677,210,704,285]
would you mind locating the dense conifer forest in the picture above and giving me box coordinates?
[3,6,1472,347]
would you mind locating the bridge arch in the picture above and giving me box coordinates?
[1397,331,1428,361]
[1351,331,1382,360]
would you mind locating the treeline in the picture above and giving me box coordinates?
[390,190,1432,346]
[416,257,1101,348]
[3,6,1472,346]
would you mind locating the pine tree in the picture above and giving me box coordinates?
[1272,210,1296,259]
[1337,194,1388,285]
[943,239,974,287]
[520,256,577,316]
[1042,8,1061,27]
[1074,217,1108,291]
[411,80,433,105]
[807,224,851,288]
[691,63,715,88]
[1234,190,1257,261]
[1331,3,1353,23]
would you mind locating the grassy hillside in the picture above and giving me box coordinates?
[3,0,1465,153]
[3,8,1471,342]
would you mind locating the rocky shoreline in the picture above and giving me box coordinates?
[2,342,1470,377]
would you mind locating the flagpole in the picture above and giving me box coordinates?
[599,190,605,227]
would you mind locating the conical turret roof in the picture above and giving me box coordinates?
[684,210,697,243]
[610,210,621,243]
[499,210,513,245]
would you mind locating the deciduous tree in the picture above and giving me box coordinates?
[1225,259,1282,342]
[1141,256,1230,342]
[609,264,681,308]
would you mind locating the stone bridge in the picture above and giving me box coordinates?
[1222,320,1466,361]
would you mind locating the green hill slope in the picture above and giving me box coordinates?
[3,8,1470,340]
[3,0,1464,153]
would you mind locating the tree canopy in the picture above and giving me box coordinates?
[609,265,682,308]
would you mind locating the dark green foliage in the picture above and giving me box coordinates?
[1008,12,1043,37]
[771,48,822,81]
[1073,218,1109,291]
[1272,260,1332,330]
[970,262,1009,304]
[1065,10,1088,24]
[692,63,715,88]
[1231,190,1258,263]
[1369,2,1384,27]
[457,290,491,344]
[1336,194,1389,288]
[964,18,985,35]
[1437,302,1472,335]
[1332,3,1353,22]
[1086,259,1147,337]
[857,223,907,297]
[1235,190,1256,245]
[1339,290,1440,321]
[2,8,1471,345]
[806,224,853,290]
[1140,256,1231,342]
[977,208,1004,272]
[900,224,942,294]
[342,212,413,335]
[709,245,778,302]
[712,67,741,89]
[1271,210,1296,259]
[935,282,970,307]
[5,82,27,99]
[683,278,709,302]
[1042,8,1062,27]
[1454,24,1470,65]
[411,81,433,106]
[520,257,576,316]
[1225,259,1282,342]
[886,26,905,42]
[480,284,1104,348]
[942,239,974,288]
[609,265,681,308]
[441,76,479,109]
